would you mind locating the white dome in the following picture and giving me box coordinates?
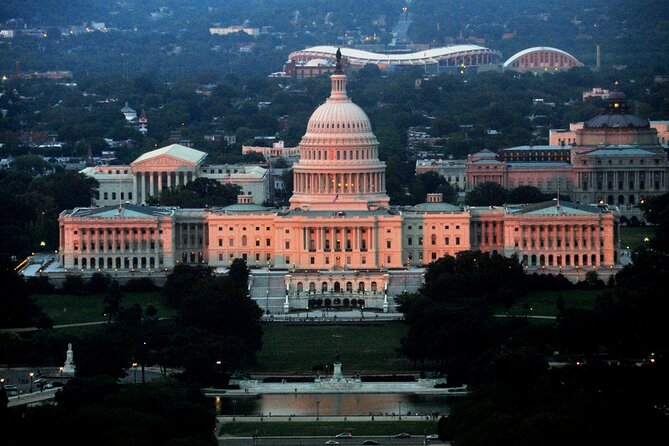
[306,100,373,135]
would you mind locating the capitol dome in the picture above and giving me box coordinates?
[290,50,389,211]
[306,100,373,135]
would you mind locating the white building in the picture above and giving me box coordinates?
[415,159,467,190]
[80,144,269,205]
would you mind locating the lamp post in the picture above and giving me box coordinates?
[232,399,237,420]
[316,399,320,421]
[59,367,63,385]
[398,400,402,420]
[132,362,138,384]
[266,289,269,315]
[29,372,34,393]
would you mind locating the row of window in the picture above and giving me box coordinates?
[217,226,277,232]
[583,181,659,191]
[73,241,161,251]
[98,191,133,201]
[295,281,379,293]
[71,255,164,268]
[407,236,462,246]
[74,228,160,235]
[304,148,375,161]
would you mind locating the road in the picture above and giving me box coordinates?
[390,1,413,46]
[219,436,442,446]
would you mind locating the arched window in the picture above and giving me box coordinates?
[358,282,365,293]
[321,282,328,292]
[371,281,377,293]
[431,234,437,245]
[309,282,316,292]
[242,235,247,247]
[334,282,341,293]
[346,281,353,292]
[297,282,303,293]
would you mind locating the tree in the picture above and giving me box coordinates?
[228,258,249,288]
[507,185,548,204]
[410,171,457,204]
[163,264,213,308]
[32,171,99,211]
[0,255,50,328]
[157,178,241,208]
[465,182,508,206]
[11,155,50,175]
[103,280,123,322]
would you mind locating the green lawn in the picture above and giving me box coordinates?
[34,292,175,325]
[495,288,601,317]
[219,421,438,437]
[619,226,654,251]
[254,322,412,373]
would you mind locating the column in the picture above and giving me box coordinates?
[157,172,163,194]
[167,171,172,190]
[132,174,138,204]
[149,172,155,198]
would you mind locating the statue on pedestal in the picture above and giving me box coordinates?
[63,342,76,375]
[335,350,341,364]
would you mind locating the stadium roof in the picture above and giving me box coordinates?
[291,45,500,66]
[503,46,581,68]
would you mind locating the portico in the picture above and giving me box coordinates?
[130,144,207,203]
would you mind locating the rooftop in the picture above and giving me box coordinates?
[132,144,208,165]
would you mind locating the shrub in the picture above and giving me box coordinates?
[123,277,158,292]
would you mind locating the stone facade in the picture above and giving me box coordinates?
[83,145,269,206]
[57,69,622,311]
[465,92,669,217]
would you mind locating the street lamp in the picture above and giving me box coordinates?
[316,399,320,421]
[266,289,269,315]
[59,367,63,385]
[132,362,138,383]
[232,399,237,420]
[29,372,34,393]
[398,400,402,420]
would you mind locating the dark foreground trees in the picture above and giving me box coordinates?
[0,377,217,446]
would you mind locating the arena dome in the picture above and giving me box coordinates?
[304,58,331,67]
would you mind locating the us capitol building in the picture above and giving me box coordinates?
[56,56,621,313]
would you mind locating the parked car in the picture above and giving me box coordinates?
[4,385,19,396]
[426,434,439,440]
[335,433,353,438]
[325,441,340,445]
[361,441,380,445]
[393,433,411,438]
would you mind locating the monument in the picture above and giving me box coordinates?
[331,350,344,381]
[63,342,76,375]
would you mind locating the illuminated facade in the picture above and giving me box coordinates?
[58,65,621,312]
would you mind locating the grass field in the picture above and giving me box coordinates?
[619,226,654,251]
[34,291,175,325]
[495,288,601,317]
[254,323,412,373]
[219,421,438,437]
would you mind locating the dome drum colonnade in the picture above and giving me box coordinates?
[290,50,389,211]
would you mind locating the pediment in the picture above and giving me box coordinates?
[131,154,198,169]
